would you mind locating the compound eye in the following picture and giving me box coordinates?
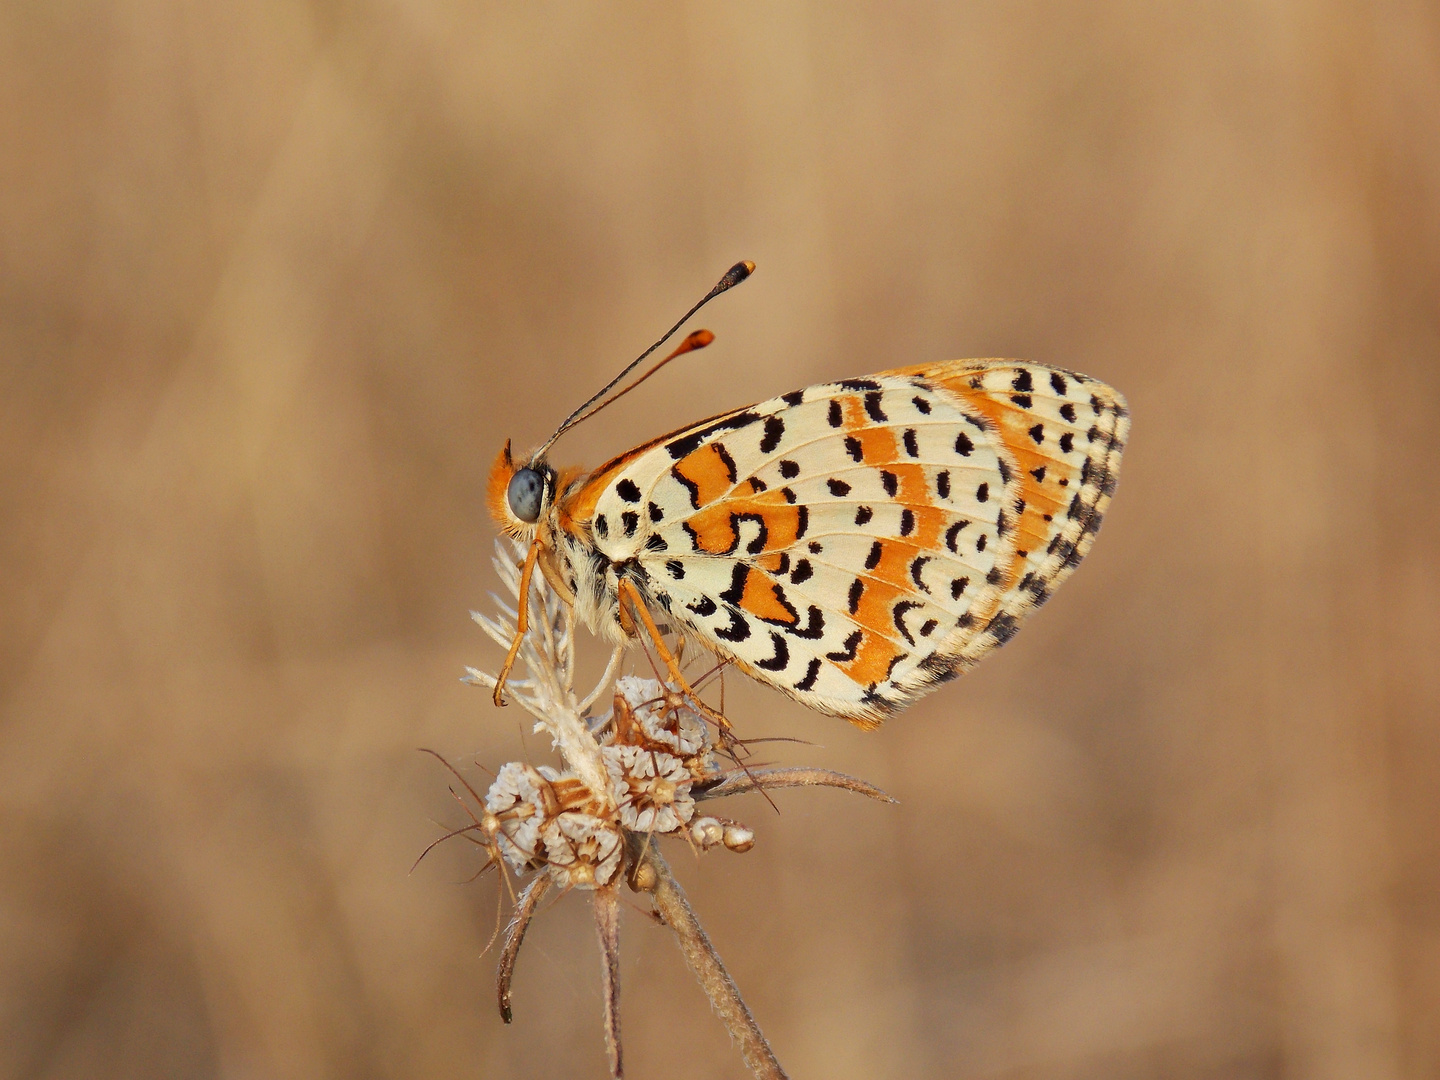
[506,467,545,523]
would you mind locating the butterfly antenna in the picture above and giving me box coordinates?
[561,328,713,433]
[535,260,755,456]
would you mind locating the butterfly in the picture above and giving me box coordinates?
[487,263,1128,728]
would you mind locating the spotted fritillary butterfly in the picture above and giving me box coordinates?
[488,264,1128,727]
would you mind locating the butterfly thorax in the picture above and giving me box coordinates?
[544,477,632,646]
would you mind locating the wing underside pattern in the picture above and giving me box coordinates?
[581,360,1128,723]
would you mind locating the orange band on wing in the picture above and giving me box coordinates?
[673,443,736,508]
[840,630,904,688]
[737,568,798,626]
[918,367,1075,591]
[684,495,806,556]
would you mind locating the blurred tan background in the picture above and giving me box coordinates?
[3,2,1439,1077]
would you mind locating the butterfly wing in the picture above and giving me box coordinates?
[580,360,1128,725]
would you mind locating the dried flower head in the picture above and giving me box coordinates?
[541,811,624,889]
[483,761,550,871]
[603,743,694,833]
[442,539,895,1079]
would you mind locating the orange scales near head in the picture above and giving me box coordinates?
[487,262,1129,728]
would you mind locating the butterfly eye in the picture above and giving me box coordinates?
[507,467,546,523]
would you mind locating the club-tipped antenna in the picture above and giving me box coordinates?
[560,329,714,434]
[533,261,755,458]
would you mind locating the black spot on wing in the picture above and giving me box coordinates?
[910,555,931,591]
[787,606,826,640]
[936,471,950,499]
[826,630,863,663]
[892,601,922,645]
[719,563,749,603]
[976,482,989,503]
[880,470,898,497]
[954,432,973,456]
[1012,369,1033,392]
[616,478,641,502]
[864,392,887,422]
[828,400,843,428]
[865,541,882,570]
[756,632,790,671]
[945,521,968,552]
[1060,403,1077,423]
[794,658,822,692]
[790,558,813,584]
[688,595,717,616]
[900,509,915,536]
[844,436,864,462]
[665,412,761,459]
[912,396,931,414]
[648,501,664,522]
[854,505,873,526]
[621,511,639,537]
[1059,432,1075,453]
[839,378,880,391]
[848,578,865,614]
[782,390,804,406]
[760,416,785,454]
[1028,423,1044,445]
[715,442,738,483]
[737,512,768,555]
[1050,371,1068,395]
[665,559,684,579]
[644,533,667,552]
[671,464,702,509]
[950,576,969,599]
[903,429,919,457]
[714,607,751,642]
[917,652,962,685]
[595,514,609,539]
[828,478,851,497]
[987,612,1021,645]
[779,459,800,479]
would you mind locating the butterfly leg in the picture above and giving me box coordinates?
[493,540,542,707]
[616,578,734,736]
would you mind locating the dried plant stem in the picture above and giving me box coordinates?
[696,766,897,804]
[498,873,551,1023]
[627,834,788,1080]
[594,886,623,1078]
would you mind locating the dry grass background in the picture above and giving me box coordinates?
[3,2,1439,1077]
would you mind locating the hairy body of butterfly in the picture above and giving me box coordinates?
[489,359,1128,728]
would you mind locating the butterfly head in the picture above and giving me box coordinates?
[488,440,557,538]
[484,263,754,542]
